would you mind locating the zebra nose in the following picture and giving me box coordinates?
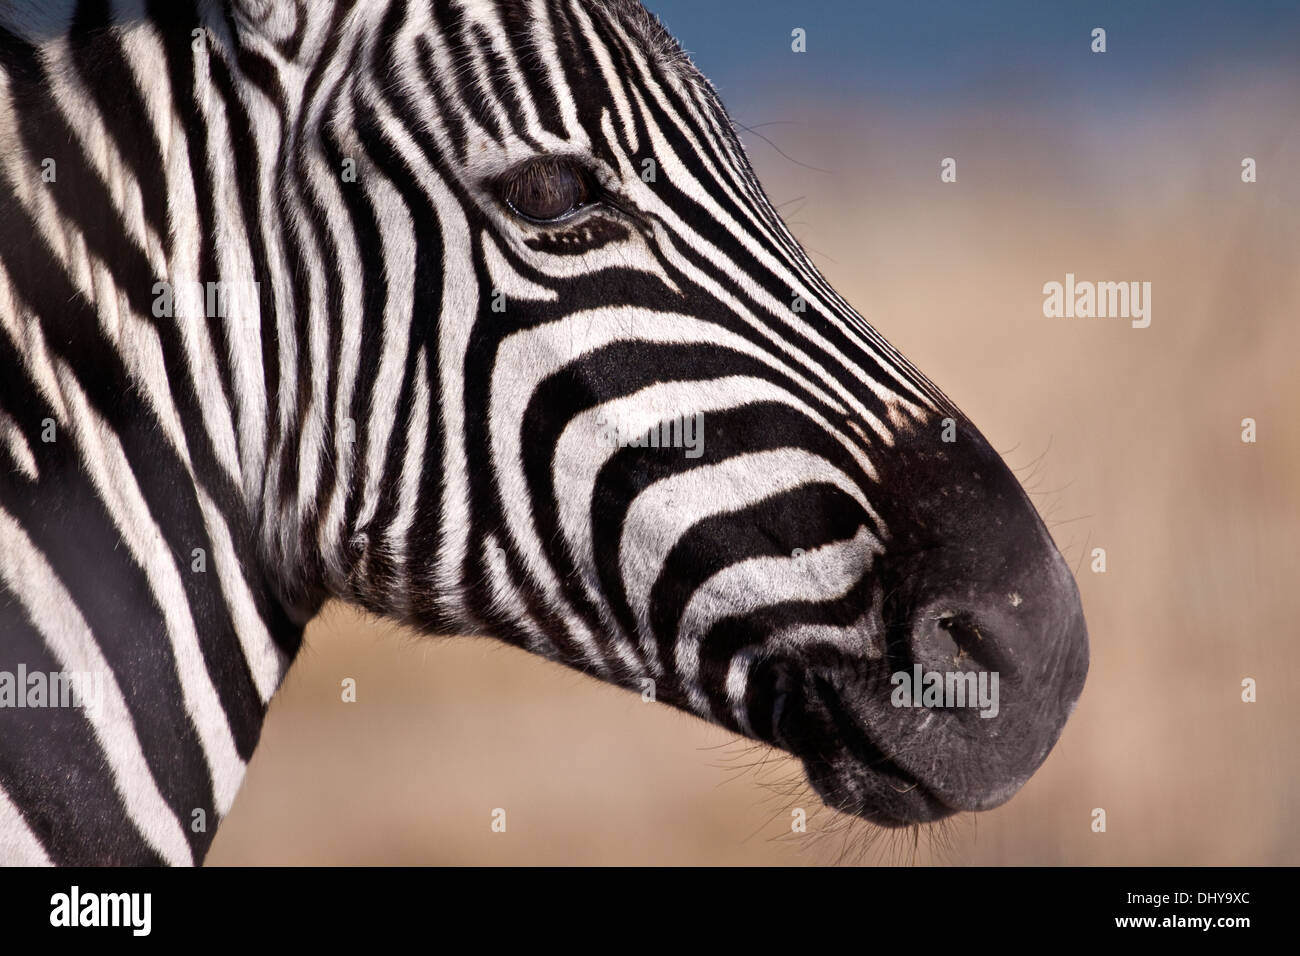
[904,548,1082,683]
[881,421,1089,699]
[897,541,1089,810]
[856,418,1089,811]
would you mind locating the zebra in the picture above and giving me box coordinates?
[0,0,1089,866]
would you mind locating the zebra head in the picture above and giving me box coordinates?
[240,0,1089,827]
[0,0,1088,866]
[239,0,1088,828]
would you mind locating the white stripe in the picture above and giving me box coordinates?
[386,346,431,617]
[194,486,287,703]
[0,784,52,866]
[482,534,560,659]
[551,375,879,672]
[481,232,560,303]
[0,407,37,481]
[311,88,369,586]
[569,2,640,154]
[54,365,246,814]
[619,449,880,673]
[0,507,193,866]
[532,0,582,135]
[352,117,416,536]
[674,525,884,715]
[490,309,849,668]
[123,24,245,493]
[724,649,758,737]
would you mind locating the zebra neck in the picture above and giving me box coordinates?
[0,4,313,864]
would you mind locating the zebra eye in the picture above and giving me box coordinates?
[497,157,592,223]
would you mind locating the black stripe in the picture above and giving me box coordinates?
[69,0,172,241]
[647,484,875,688]
[0,155,266,765]
[0,333,217,862]
[470,23,540,150]
[495,0,567,141]
[145,0,240,443]
[0,582,165,865]
[317,67,387,566]
[437,0,506,145]
[207,45,282,462]
[416,36,470,165]
[285,0,357,594]
[349,85,452,610]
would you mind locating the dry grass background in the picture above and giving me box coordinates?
[207,71,1299,865]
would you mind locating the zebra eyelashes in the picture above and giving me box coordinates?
[494,156,598,224]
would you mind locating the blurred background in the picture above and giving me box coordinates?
[208,0,1300,865]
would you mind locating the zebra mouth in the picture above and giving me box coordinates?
[804,759,953,828]
[796,675,957,827]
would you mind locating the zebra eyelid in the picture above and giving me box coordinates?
[490,157,646,230]
[490,157,588,223]
[501,195,598,226]
[499,189,648,234]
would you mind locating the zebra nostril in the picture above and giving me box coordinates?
[909,606,1001,674]
[920,612,960,662]
[938,614,979,657]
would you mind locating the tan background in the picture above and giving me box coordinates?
[208,71,1299,865]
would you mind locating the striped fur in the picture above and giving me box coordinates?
[0,0,1087,865]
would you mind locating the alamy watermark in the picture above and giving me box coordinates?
[0,666,105,718]
[50,886,151,936]
[891,665,999,718]
[595,411,705,459]
[1042,273,1151,328]
[152,280,261,321]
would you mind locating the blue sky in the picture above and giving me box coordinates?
[640,0,1300,116]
